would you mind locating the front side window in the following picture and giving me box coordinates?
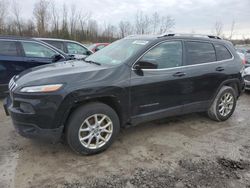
[22,42,57,58]
[85,39,150,65]
[139,41,182,69]
[185,41,216,65]
[214,44,232,61]
[66,42,88,55]
[0,41,18,56]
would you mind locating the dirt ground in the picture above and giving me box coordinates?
[1,93,250,188]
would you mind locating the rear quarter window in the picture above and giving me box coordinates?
[214,44,232,61]
[0,41,18,56]
[43,40,64,52]
[185,41,216,65]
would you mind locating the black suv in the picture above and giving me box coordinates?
[4,34,245,155]
[0,36,71,96]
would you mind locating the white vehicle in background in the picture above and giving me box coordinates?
[243,67,250,90]
[35,38,93,59]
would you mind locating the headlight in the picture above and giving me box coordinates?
[20,84,63,93]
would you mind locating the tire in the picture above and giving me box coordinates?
[65,102,120,155]
[207,86,237,122]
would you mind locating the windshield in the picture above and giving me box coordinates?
[85,39,149,65]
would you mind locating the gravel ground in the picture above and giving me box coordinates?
[0,93,250,188]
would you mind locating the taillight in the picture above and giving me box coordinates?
[242,58,246,65]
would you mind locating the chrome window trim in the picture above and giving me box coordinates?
[131,40,234,72]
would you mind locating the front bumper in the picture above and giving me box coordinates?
[3,96,64,142]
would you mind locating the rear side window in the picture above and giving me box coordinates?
[185,41,216,65]
[0,41,18,56]
[214,44,232,61]
[43,40,64,52]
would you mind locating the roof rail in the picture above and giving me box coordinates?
[158,33,222,40]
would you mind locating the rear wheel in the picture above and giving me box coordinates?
[208,86,237,121]
[66,102,120,155]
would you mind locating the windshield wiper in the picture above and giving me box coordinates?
[84,60,101,66]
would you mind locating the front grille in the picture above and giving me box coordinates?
[244,75,250,81]
[8,76,17,92]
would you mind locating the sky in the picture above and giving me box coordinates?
[20,0,250,39]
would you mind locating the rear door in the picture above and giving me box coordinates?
[181,40,230,110]
[0,40,24,89]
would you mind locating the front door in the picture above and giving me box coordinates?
[130,40,187,122]
[20,41,59,68]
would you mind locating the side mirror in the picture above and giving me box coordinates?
[134,60,158,70]
[52,54,64,62]
[86,51,92,56]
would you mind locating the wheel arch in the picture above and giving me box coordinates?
[62,95,126,133]
[212,78,241,104]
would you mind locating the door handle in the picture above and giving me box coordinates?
[216,67,224,72]
[27,59,37,63]
[173,72,186,77]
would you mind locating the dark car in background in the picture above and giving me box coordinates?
[4,34,244,155]
[0,36,71,96]
[89,43,109,52]
[36,38,93,59]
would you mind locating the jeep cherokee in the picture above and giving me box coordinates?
[3,34,245,155]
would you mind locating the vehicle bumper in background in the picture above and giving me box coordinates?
[3,95,64,142]
[245,80,250,90]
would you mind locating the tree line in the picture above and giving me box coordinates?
[0,0,175,43]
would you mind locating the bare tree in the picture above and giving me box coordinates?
[50,1,60,36]
[135,11,150,34]
[151,12,160,34]
[228,20,235,40]
[0,0,8,33]
[33,0,50,36]
[214,21,223,37]
[159,16,175,34]
[69,4,81,39]
[61,4,69,38]
[119,21,133,38]
[12,0,23,35]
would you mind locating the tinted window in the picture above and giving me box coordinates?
[140,41,182,69]
[214,44,232,61]
[185,41,216,65]
[44,40,64,51]
[0,41,18,56]
[22,42,57,58]
[66,42,88,55]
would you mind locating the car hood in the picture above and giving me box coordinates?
[15,60,112,88]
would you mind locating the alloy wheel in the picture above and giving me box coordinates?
[78,114,113,149]
[218,92,234,117]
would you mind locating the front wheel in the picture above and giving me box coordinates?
[66,102,120,155]
[208,86,237,121]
